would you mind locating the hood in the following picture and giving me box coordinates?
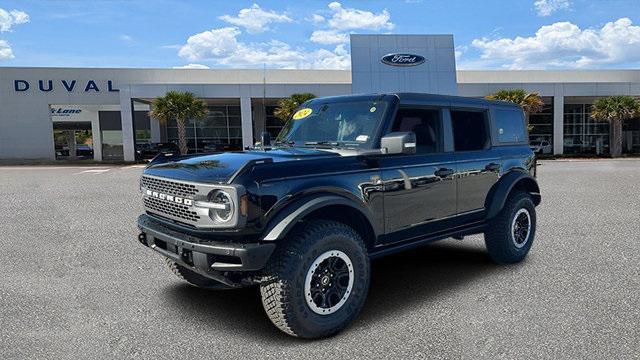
[143,147,345,183]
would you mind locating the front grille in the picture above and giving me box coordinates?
[141,176,198,198]
[144,197,200,222]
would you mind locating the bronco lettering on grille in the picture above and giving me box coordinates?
[145,189,193,206]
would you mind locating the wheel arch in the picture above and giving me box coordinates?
[485,171,541,220]
[261,194,378,251]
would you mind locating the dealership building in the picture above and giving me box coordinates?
[1,34,639,162]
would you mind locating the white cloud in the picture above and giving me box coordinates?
[307,3,393,46]
[310,30,349,45]
[173,63,210,69]
[325,2,394,31]
[534,0,570,16]
[219,4,292,34]
[0,8,29,32]
[178,27,243,60]
[0,8,28,60]
[0,39,14,59]
[454,45,467,62]
[119,34,133,42]
[178,27,350,69]
[309,44,351,69]
[470,18,640,69]
[310,14,325,23]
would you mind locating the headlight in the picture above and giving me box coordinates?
[207,190,234,223]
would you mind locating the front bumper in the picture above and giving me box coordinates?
[137,214,275,282]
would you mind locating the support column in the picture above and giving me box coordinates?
[119,87,136,161]
[240,97,254,149]
[553,95,564,155]
[91,113,102,161]
[67,131,77,160]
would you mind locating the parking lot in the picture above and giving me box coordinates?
[0,160,638,359]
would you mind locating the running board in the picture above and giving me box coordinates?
[369,222,486,259]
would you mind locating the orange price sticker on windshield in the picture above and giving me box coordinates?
[293,108,313,120]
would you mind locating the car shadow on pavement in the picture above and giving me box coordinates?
[162,240,499,342]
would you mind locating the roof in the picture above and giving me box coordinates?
[310,92,522,109]
[394,92,521,108]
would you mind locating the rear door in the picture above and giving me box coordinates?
[449,108,500,215]
[378,105,457,243]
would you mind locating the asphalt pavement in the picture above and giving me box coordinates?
[0,161,638,359]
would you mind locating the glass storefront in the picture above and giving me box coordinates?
[623,117,640,153]
[563,103,610,155]
[264,104,285,139]
[52,122,94,160]
[529,98,553,148]
[166,104,242,152]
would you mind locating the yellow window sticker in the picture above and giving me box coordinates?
[293,108,313,120]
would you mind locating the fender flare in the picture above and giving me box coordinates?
[485,171,541,220]
[261,194,377,241]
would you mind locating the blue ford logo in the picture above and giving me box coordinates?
[381,53,425,67]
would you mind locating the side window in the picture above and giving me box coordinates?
[495,109,526,143]
[391,107,442,154]
[451,109,490,151]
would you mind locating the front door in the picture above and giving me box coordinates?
[379,107,457,244]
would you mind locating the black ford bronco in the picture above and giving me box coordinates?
[136,93,541,339]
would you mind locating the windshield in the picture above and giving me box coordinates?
[277,98,390,148]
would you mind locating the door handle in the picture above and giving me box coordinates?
[434,168,454,178]
[485,163,501,172]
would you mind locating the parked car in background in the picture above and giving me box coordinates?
[55,144,94,159]
[136,142,180,160]
[530,140,552,154]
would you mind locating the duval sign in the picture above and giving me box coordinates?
[13,79,119,93]
[381,53,426,67]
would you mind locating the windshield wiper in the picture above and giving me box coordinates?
[304,141,341,147]
[274,139,295,147]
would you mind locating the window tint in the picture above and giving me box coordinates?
[391,108,442,154]
[451,110,490,151]
[495,109,526,143]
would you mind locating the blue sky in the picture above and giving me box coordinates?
[0,0,639,69]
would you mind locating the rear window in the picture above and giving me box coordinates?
[495,109,526,143]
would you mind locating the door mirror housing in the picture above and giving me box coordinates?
[381,132,416,155]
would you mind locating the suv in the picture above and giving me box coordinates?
[136,93,541,339]
[530,140,552,154]
[135,142,180,160]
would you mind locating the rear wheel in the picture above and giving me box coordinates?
[164,258,232,290]
[260,220,370,339]
[485,191,537,264]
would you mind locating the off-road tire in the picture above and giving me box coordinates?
[260,219,370,339]
[485,191,537,264]
[164,258,232,290]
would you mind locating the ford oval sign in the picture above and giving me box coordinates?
[381,53,425,67]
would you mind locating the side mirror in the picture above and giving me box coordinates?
[381,132,416,155]
[261,132,272,147]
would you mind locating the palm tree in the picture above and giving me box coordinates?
[486,89,545,128]
[149,91,208,155]
[590,95,640,157]
[274,93,316,123]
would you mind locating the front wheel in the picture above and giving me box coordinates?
[260,220,370,339]
[484,191,537,264]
